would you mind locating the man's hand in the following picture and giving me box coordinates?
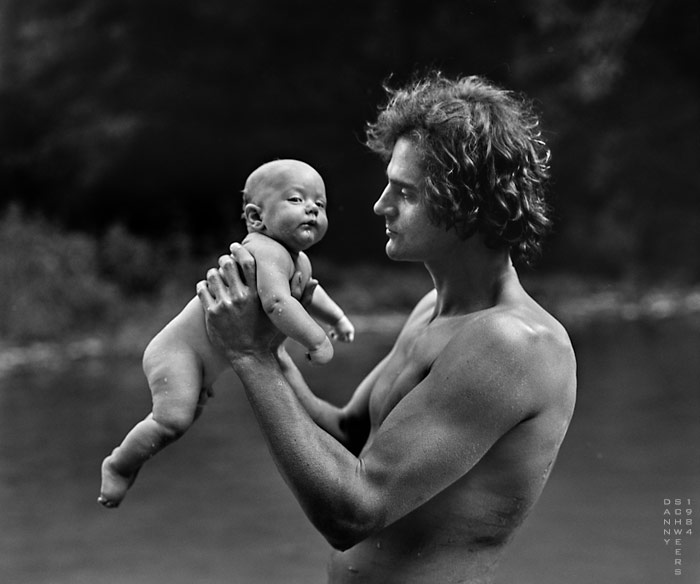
[196,243,319,361]
[196,243,281,360]
[294,274,318,309]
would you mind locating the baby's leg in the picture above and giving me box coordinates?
[99,351,205,508]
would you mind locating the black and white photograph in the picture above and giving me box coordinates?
[1,1,698,583]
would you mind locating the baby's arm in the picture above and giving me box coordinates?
[251,242,333,364]
[307,285,355,343]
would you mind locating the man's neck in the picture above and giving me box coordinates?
[424,239,516,319]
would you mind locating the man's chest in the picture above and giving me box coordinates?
[367,317,465,427]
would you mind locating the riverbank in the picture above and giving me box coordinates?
[2,278,699,378]
[3,207,700,377]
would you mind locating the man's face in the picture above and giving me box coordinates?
[259,169,329,252]
[373,137,459,262]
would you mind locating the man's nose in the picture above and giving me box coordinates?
[373,186,393,216]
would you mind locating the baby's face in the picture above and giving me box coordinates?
[259,170,328,252]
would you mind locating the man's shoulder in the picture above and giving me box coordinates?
[491,305,569,363]
[472,304,567,351]
[440,305,575,401]
[403,289,438,324]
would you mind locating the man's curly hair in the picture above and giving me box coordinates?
[365,72,552,264]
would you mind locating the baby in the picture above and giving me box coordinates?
[99,159,354,508]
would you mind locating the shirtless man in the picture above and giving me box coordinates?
[197,72,577,583]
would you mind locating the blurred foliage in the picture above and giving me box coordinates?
[312,257,434,313]
[2,203,699,344]
[99,223,194,293]
[0,0,699,279]
[0,205,432,341]
[0,205,119,340]
[0,204,205,340]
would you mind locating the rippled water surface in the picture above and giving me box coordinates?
[1,320,699,583]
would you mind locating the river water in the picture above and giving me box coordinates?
[1,318,699,583]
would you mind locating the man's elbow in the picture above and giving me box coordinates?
[320,513,378,551]
[326,534,361,552]
[313,494,384,551]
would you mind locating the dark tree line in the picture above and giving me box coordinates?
[1,0,698,278]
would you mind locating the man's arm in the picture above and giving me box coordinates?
[275,343,375,455]
[197,248,538,550]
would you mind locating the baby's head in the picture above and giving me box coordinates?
[242,160,328,253]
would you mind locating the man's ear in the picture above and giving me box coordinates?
[244,203,265,231]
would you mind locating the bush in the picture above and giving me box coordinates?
[312,259,434,313]
[0,205,120,340]
[99,224,166,294]
[0,205,213,342]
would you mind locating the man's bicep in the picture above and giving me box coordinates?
[334,353,396,454]
[358,344,528,526]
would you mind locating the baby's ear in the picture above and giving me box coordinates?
[244,203,265,232]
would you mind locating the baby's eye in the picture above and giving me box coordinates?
[316,200,326,209]
[288,196,303,203]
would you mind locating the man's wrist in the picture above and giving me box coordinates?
[227,348,278,373]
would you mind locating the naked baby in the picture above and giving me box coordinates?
[99,159,354,508]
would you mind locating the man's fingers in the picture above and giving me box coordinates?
[218,254,242,290]
[206,267,227,299]
[290,271,304,300]
[196,280,214,308]
[290,273,318,304]
[230,243,257,290]
[302,278,318,306]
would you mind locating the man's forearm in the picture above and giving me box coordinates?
[275,346,348,444]
[197,249,376,548]
[228,350,375,549]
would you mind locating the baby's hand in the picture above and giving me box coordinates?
[329,315,355,343]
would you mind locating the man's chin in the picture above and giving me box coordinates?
[385,244,410,262]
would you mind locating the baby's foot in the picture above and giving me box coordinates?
[98,457,138,508]
[307,336,333,365]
